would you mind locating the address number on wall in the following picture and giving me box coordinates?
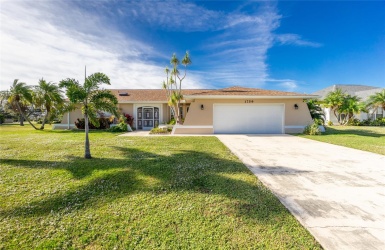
[245,100,254,103]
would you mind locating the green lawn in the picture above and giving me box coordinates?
[0,124,321,249]
[300,126,385,155]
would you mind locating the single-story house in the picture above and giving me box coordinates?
[312,84,385,123]
[55,86,318,134]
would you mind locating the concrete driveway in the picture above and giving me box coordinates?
[216,134,385,250]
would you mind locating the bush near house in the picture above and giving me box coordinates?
[303,122,322,135]
[346,117,385,126]
[74,118,112,129]
[123,113,134,127]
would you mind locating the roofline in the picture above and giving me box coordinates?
[183,95,320,100]
[118,101,167,104]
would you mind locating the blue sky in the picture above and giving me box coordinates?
[0,0,384,93]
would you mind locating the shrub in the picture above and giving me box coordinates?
[327,120,333,126]
[303,122,322,135]
[123,113,134,127]
[0,114,4,124]
[371,117,385,126]
[313,118,324,125]
[150,127,172,134]
[168,118,176,125]
[74,118,112,129]
[347,118,361,126]
[108,122,128,132]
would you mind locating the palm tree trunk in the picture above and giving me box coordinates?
[16,102,38,130]
[84,114,91,159]
[40,111,49,130]
[19,114,24,126]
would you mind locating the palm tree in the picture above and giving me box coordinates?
[322,88,346,124]
[339,95,365,124]
[306,99,325,124]
[8,79,38,129]
[59,72,118,159]
[164,51,191,124]
[366,89,385,117]
[34,78,64,130]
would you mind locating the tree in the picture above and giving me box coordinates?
[162,51,191,124]
[59,72,118,159]
[322,88,346,124]
[7,79,38,129]
[306,99,325,124]
[366,89,385,116]
[339,95,365,124]
[34,78,65,130]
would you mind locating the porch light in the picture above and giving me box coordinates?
[294,104,299,110]
[201,104,204,110]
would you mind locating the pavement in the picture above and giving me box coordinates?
[216,134,385,250]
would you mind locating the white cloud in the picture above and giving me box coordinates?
[0,0,194,90]
[275,33,322,47]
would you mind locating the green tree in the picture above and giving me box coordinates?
[59,72,118,159]
[322,88,346,124]
[34,78,65,130]
[366,89,385,116]
[162,51,191,124]
[306,99,325,124]
[339,95,365,124]
[7,79,38,129]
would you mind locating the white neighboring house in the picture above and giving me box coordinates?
[312,84,385,124]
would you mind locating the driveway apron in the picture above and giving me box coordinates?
[216,134,385,250]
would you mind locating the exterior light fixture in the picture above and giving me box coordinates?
[201,104,204,110]
[294,104,299,110]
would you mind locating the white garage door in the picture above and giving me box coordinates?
[213,104,284,134]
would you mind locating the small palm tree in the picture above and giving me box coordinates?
[59,72,118,159]
[322,88,346,124]
[8,79,38,129]
[339,95,365,124]
[366,89,385,116]
[306,99,325,124]
[34,79,64,130]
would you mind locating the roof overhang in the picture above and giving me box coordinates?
[183,95,320,100]
[118,101,167,104]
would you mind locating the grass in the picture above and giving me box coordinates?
[0,124,321,249]
[299,126,385,155]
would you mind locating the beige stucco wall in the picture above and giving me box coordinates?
[118,104,134,117]
[61,105,83,125]
[176,98,313,134]
[173,128,213,134]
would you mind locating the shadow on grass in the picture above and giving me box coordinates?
[324,126,384,137]
[1,146,286,222]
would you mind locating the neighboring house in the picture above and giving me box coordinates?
[312,84,385,123]
[55,86,318,134]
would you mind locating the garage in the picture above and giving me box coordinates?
[213,104,284,134]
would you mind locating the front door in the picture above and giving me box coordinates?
[137,107,159,130]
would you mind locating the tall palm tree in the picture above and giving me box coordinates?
[59,72,118,159]
[366,89,385,117]
[164,51,191,124]
[8,79,38,129]
[34,78,64,130]
[322,88,346,124]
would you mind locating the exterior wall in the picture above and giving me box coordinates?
[162,103,171,124]
[177,98,312,134]
[118,103,134,117]
[58,107,83,128]
[173,127,213,134]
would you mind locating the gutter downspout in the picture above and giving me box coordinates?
[67,112,70,129]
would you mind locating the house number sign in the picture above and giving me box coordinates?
[245,100,254,103]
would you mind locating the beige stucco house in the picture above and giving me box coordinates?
[55,86,318,134]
